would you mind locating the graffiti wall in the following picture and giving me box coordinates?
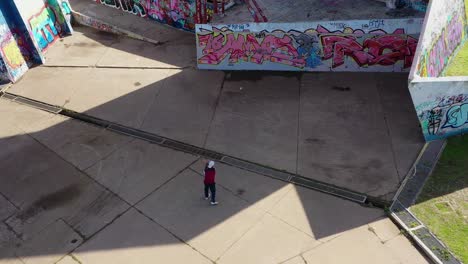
[196,19,423,72]
[0,0,72,82]
[94,0,219,32]
[412,0,467,78]
[410,78,468,140]
[407,0,468,140]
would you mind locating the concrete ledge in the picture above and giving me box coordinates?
[389,140,462,264]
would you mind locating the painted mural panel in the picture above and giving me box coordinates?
[196,19,423,72]
[0,7,29,82]
[412,0,467,78]
[410,78,468,140]
[94,0,208,31]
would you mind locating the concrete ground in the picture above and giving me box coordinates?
[0,98,429,264]
[212,0,426,24]
[6,25,425,199]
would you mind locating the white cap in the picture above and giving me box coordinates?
[208,161,215,168]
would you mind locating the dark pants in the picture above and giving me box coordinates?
[204,183,216,202]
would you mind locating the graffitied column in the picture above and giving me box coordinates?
[47,0,73,35]
[0,2,29,82]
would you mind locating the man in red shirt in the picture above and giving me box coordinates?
[204,160,218,205]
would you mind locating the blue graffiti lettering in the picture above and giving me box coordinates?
[442,103,468,128]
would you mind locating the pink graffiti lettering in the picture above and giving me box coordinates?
[321,28,416,68]
[419,13,464,77]
[198,33,305,67]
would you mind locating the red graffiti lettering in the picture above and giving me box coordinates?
[321,28,416,68]
[198,33,305,67]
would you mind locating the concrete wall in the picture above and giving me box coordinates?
[0,0,72,82]
[196,19,423,72]
[93,0,222,32]
[409,0,468,141]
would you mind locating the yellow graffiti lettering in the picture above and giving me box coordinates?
[2,40,26,69]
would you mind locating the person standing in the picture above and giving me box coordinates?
[204,160,218,205]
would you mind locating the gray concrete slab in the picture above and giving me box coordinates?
[74,208,212,264]
[85,138,198,204]
[218,213,320,264]
[56,255,80,264]
[1,133,128,239]
[298,72,401,197]
[0,195,17,222]
[16,219,82,264]
[0,100,56,134]
[136,169,265,260]
[206,72,300,172]
[268,185,384,241]
[7,67,93,107]
[97,35,196,69]
[0,223,23,264]
[44,26,118,67]
[243,0,425,23]
[190,160,294,211]
[301,224,429,264]
[65,68,172,128]
[376,73,425,180]
[140,69,224,147]
[25,115,132,170]
[69,0,191,43]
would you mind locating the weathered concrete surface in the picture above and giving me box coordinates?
[140,69,224,146]
[97,36,195,69]
[0,195,16,222]
[44,27,119,67]
[16,220,82,264]
[301,224,429,264]
[23,115,131,170]
[205,72,300,172]
[0,99,428,263]
[215,0,425,24]
[69,0,192,43]
[6,26,425,198]
[136,169,266,260]
[74,209,212,264]
[85,138,198,204]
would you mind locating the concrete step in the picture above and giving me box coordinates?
[69,0,193,44]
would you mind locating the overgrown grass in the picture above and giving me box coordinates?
[411,134,468,263]
[445,41,468,77]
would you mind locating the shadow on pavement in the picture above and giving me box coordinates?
[0,24,432,264]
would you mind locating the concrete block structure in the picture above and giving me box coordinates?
[409,0,468,140]
[0,0,72,83]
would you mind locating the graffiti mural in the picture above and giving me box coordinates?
[417,94,468,139]
[0,9,29,82]
[47,0,73,35]
[196,20,422,72]
[94,0,206,31]
[28,6,60,51]
[417,12,465,77]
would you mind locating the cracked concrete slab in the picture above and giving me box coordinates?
[217,213,320,264]
[85,138,198,204]
[206,72,300,172]
[97,35,196,68]
[136,169,265,260]
[44,26,119,67]
[74,208,212,264]
[140,69,224,147]
[15,219,82,264]
[24,115,131,170]
[1,132,128,240]
[268,185,384,242]
[368,217,401,243]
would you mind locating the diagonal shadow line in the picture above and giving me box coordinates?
[0,24,431,264]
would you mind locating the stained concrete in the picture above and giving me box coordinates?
[214,0,426,23]
[85,138,198,204]
[136,169,266,260]
[206,72,300,172]
[74,209,212,264]
[44,27,119,67]
[0,195,16,222]
[0,99,428,264]
[140,69,224,146]
[6,25,425,198]
[15,220,82,264]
